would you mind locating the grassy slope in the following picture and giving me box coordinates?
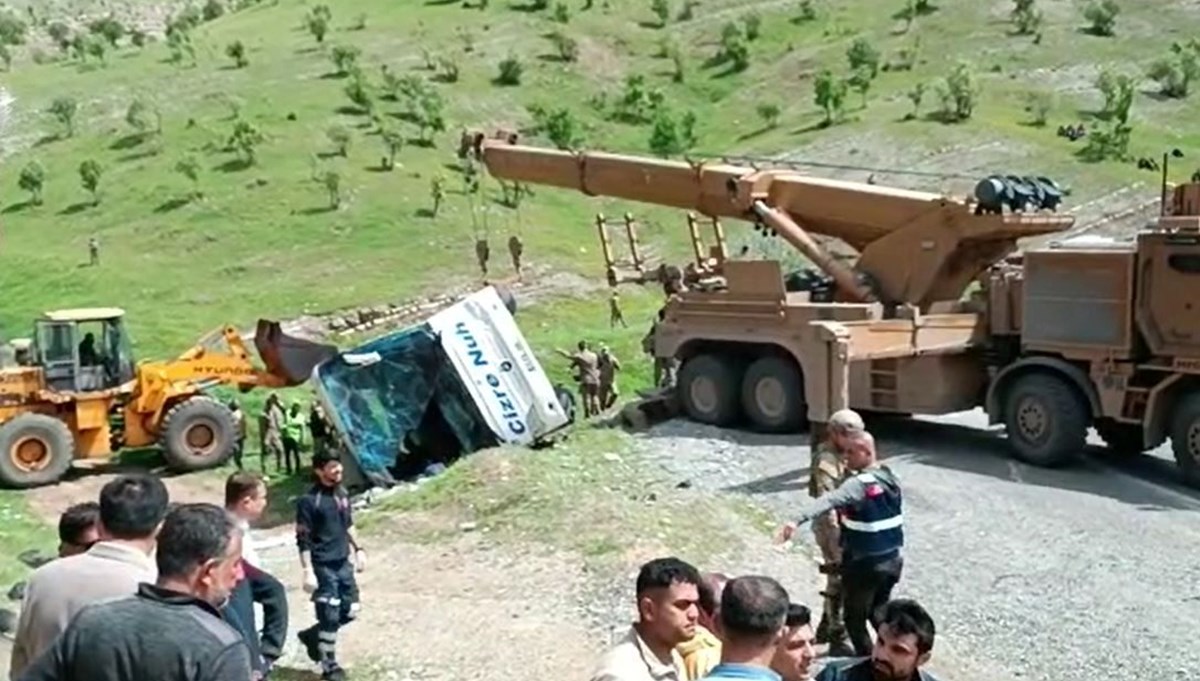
[1,0,1197,356]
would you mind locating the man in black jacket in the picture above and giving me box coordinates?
[814,600,938,681]
[16,503,252,681]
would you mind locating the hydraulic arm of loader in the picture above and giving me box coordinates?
[472,135,1077,307]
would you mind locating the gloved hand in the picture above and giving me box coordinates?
[302,569,318,594]
[354,550,367,573]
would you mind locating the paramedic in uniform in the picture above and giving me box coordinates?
[776,430,904,657]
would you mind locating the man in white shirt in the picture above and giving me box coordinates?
[223,472,289,677]
[9,474,168,679]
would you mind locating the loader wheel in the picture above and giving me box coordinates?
[1002,372,1089,467]
[677,354,742,427]
[1168,393,1200,489]
[161,396,237,473]
[741,355,806,433]
[0,414,75,489]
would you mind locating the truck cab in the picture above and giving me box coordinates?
[34,308,136,393]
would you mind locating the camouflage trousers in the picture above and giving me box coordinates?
[813,512,848,646]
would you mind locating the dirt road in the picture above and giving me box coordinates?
[636,410,1200,681]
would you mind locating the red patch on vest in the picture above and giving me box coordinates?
[865,484,884,498]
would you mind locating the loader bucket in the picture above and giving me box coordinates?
[254,320,340,386]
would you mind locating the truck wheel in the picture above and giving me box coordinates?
[1169,393,1200,489]
[0,414,75,489]
[161,396,237,473]
[554,383,577,424]
[741,355,806,433]
[1002,372,1089,467]
[677,354,742,427]
[1095,421,1145,456]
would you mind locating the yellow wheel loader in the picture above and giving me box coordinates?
[0,308,337,489]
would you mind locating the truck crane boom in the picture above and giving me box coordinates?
[471,133,1077,308]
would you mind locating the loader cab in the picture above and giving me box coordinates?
[34,308,136,393]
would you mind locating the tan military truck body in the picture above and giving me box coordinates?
[469,132,1200,487]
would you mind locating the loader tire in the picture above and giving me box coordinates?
[1002,372,1089,468]
[0,414,75,489]
[678,353,742,427]
[161,396,238,473]
[1169,393,1200,490]
[741,355,806,433]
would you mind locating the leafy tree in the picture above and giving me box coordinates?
[82,34,107,64]
[380,125,404,170]
[126,98,161,136]
[813,69,847,125]
[496,55,523,85]
[742,13,762,41]
[229,119,265,165]
[795,0,817,22]
[549,31,579,62]
[48,97,78,137]
[1084,0,1119,37]
[1011,0,1042,35]
[1147,40,1200,99]
[167,28,195,65]
[47,21,71,52]
[0,10,27,46]
[936,62,977,122]
[650,0,670,27]
[528,104,583,149]
[612,74,661,123]
[203,0,225,22]
[168,6,203,35]
[331,45,361,76]
[1095,69,1134,120]
[327,125,351,156]
[175,156,202,198]
[647,108,697,157]
[88,16,125,47]
[414,90,447,145]
[18,160,45,205]
[226,40,248,68]
[344,76,374,114]
[756,102,781,128]
[130,29,148,48]
[553,2,570,23]
[321,170,342,209]
[848,67,873,108]
[306,5,331,44]
[79,159,103,204]
[718,22,749,71]
[846,38,881,80]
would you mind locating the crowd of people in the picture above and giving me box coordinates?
[591,558,937,681]
[7,449,362,681]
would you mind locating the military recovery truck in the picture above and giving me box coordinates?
[465,132,1200,488]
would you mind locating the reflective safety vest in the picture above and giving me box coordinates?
[838,467,904,564]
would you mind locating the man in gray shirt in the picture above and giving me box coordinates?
[16,503,253,681]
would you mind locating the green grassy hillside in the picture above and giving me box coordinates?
[0,0,1197,359]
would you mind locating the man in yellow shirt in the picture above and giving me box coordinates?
[677,572,728,680]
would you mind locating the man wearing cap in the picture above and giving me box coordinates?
[808,409,864,656]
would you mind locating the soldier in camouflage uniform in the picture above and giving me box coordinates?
[809,408,865,656]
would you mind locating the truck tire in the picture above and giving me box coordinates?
[1095,421,1145,456]
[1168,393,1200,489]
[160,396,238,473]
[0,414,75,489]
[741,355,806,433]
[1002,372,1089,467]
[554,383,577,424]
[677,354,742,427]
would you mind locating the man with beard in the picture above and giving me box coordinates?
[591,557,701,681]
[770,604,817,681]
[813,600,936,681]
[15,504,252,681]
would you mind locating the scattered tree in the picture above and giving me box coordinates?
[553,2,570,23]
[380,125,404,170]
[229,119,265,165]
[126,98,161,137]
[166,28,195,65]
[795,0,818,22]
[0,10,27,46]
[82,34,107,64]
[847,67,874,108]
[718,22,749,71]
[1147,40,1200,99]
[47,21,71,52]
[528,104,583,149]
[331,45,361,76]
[343,76,374,114]
[742,13,762,41]
[226,40,248,68]
[650,0,670,27]
[79,159,103,205]
[1083,0,1119,37]
[647,108,697,157]
[306,4,331,44]
[612,74,662,123]
[846,38,881,80]
[1024,91,1052,126]
[88,16,125,47]
[756,102,781,128]
[676,0,698,21]
[496,54,524,85]
[175,156,202,199]
[549,31,578,62]
[1095,69,1135,120]
[327,125,351,156]
[936,62,977,122]
[48,97,78,137]
[813,69,847,125]
[1011,0,1043,36]
[203,0,226,22]
[130,29,148,48]
[413,90,447,145]
[18,161,45,205]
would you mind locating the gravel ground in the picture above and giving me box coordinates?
[632,410,1200,681]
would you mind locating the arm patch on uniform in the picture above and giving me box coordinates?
[865,483,884,498]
